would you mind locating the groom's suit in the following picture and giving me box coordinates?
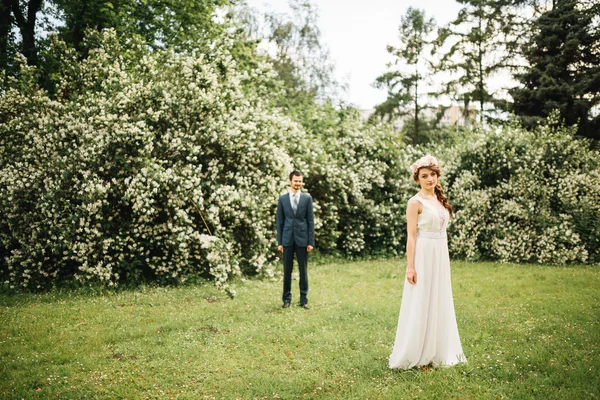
[276,191,315,305]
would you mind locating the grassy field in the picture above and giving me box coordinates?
[1,259,599,399]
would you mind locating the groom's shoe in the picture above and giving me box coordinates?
[282,302,291,308]
[300,303,309,310]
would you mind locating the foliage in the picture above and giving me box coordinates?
[2,4,599,293]
[0,0,238,87]
[1,260,599,398]
[305,113,600,265]
[442,118,600,264]
[0,0,20,73]
[288,104,408,256]
[0,0,45,69]
[0,30,409,292]
[236,0,340,115]
[509,0,600,140]
[52,0,232,52]
[0,30,297,291]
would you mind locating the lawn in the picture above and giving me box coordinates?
[1,259,599,399]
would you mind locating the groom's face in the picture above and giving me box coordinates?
[290,175,303,192]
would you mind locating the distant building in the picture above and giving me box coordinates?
[438,105,477,126]
[359,108,375,122]
[360,105,477,129]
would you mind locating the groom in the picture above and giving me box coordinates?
[276,170,315,309]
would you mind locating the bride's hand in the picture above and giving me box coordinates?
[405,270,417,285]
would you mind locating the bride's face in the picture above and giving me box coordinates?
[417,168,438,189]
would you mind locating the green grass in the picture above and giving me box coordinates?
[1,260,599,399]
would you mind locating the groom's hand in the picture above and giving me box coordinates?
[307,245,314,252]
[278,245,283,253]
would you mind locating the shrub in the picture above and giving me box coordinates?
[287,104,408,256]
[443,120,600,264]
[0,31,297,290]
[2,32,597,293]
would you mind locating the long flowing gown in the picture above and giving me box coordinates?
[389,194,466,369]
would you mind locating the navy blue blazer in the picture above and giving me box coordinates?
[276,192,315,247]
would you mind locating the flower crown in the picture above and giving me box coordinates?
[410,154,439,174]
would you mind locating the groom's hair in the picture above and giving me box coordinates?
[289,170,303,180]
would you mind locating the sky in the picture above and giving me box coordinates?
[245,0,465,110]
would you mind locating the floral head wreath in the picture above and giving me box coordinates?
[410,154,439,174]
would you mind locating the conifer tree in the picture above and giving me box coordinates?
[373,7,436,144]
[510,0,600,139]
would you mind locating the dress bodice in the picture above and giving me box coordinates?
[412,194,449,234]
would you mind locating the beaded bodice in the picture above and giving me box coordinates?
[413,194,449,234]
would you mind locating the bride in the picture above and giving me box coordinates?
[389,155,466,369]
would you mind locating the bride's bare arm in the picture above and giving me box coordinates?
[405,199,421,285]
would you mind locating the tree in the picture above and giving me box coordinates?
[0,30,299,291]
[434,0,517,124]
[0,0,12,72]
[252,0,338,113]
[0,0,235,74]
[0,0,44,68]
[373,7,436,144]
[52,0,232,53]
[509,0,600,140]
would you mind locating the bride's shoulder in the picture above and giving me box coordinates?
[407,196,423,211]
[408,194,423,204]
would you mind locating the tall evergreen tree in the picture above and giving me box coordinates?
[373,7,436,144]
[510,0,600,140]
[435,0,516,124]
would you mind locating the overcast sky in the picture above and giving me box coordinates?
[245,0,466,110]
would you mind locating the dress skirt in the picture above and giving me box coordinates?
[389,231,466,369]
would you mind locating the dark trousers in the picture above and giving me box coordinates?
[282,242,309,305]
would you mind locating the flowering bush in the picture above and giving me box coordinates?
[286,105,408,256]
[1,33,597,293]
[442,121,600,264]
[383,121,599,266]
[0,31,297,290]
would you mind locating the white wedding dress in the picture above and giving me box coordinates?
[389,194,466,369]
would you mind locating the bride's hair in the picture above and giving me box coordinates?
[413,165,453,216]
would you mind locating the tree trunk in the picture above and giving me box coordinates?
[477,16,484,125]
[0,0,11,72]
[70,1,88,51]
[10,0,43,66]
[478,75,484,125]
[414,75,419,145]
